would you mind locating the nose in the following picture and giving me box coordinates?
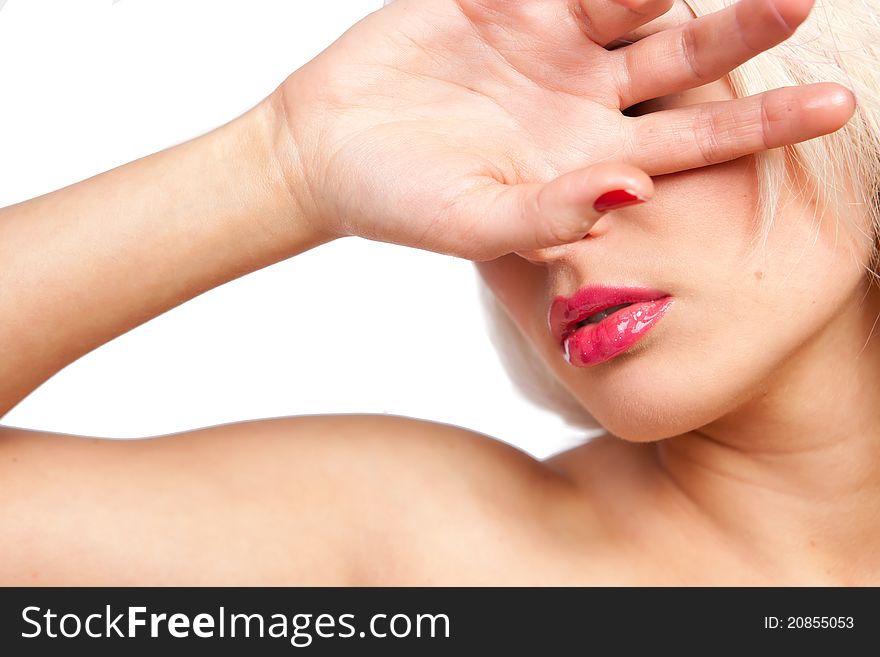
[515,216,612,264]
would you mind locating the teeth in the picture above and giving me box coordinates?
[577,303,634,327]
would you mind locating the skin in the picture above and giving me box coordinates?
[0,0,876,585]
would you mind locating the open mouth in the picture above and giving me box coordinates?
[562,298,674,367]
[549,286,674,368]
[572,302,636,329]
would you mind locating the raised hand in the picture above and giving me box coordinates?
[275,0,854,260]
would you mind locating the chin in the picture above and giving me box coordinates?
[591,406,695,443]
[570,356,736,443]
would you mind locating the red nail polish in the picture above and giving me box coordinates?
[593,189,646,213]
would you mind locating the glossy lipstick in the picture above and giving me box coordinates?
[548,286,673,368]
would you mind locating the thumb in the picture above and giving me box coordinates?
[466,162,654,259]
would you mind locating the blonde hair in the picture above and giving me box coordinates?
[478,0,880,433]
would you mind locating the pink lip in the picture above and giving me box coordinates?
[548,286,673,368]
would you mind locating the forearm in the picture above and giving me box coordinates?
[0,92,329,418]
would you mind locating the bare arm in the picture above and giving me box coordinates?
[0,96,331,418]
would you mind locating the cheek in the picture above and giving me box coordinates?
[718,152,870,334]
[741,193,869,343]
[647,158,762,257]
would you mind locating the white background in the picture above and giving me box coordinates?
[0,0,589,459]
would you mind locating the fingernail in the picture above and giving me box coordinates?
[593,189,646,213]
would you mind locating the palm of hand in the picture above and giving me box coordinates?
[280,0,852,260]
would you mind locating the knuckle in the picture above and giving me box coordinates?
[759,90,798,149]
[545,219,581,247]
[679,25,703,82]
[531,184,579,247]
[692,106,735,165]
[615,49,636,105]
[759,94,774,150]
[525,186,558,248]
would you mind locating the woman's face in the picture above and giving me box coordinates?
[476,74,874,441]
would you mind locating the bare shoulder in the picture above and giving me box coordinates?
[226,414,586,584]
[0,415,588,585]
[257,415,621,585]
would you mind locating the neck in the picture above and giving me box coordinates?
[652,280,880,584]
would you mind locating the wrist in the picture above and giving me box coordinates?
[239,87,336,253]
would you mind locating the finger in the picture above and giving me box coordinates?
[604,0,696,50]
[614,0,813,109]
[461,163,654,260]
[626,82,856,175]
[572,0,675,47]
